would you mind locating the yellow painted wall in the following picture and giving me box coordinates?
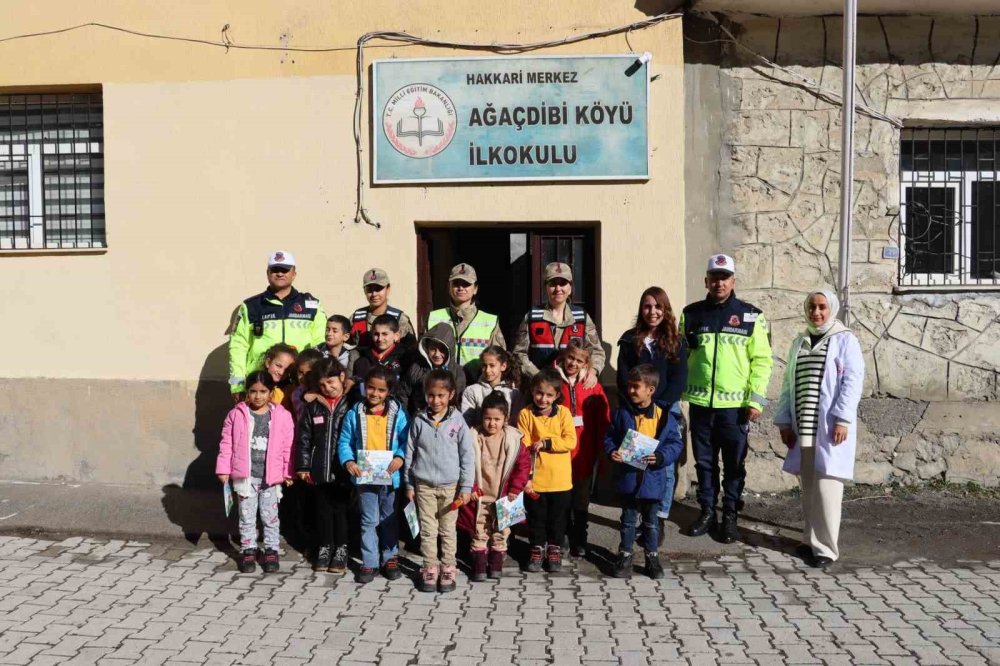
[0,1,685,381]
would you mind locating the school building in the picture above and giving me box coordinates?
[1,1,998,490]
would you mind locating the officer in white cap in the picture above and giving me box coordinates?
[680,254,773,543]
[228,251,327,400]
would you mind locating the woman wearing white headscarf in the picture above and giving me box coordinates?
[773,290,864,569]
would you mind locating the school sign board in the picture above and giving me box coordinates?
[372,55,649,184]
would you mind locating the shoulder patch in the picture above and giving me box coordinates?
[743,312,759,322]
[305,300,319,309]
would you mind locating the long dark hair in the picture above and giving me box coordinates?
[633,286,681,363]
[480,345,521,387]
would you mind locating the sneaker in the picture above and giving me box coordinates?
[645,551,664,580]
[613,551,633,578]
[355,566,376,584]
[261,549,280,573]
[720,512,739,544]
[419,565,439,593]
[381,557,402,581]
[545,545,562,573]
[237,549,257,574]
[470,550,488,582]
[328,545,348,574]
[687,508,716,537]
[527,546,544,572]
[313,545,332,572]
[438,565,457,593]
[487,549,505,579]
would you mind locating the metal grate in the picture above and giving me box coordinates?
[0,92,105,251]
[900,128,1000,287]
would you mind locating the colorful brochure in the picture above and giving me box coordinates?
[357,450,394,485]
[223,481,234,517]
[619,428,659,470]
[496,492,527,531]
[403,501,420,538]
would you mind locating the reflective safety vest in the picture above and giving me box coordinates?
[427,307,499,366]
[351,305,402,347]
[527,304,587,370]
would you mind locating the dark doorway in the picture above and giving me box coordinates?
[416,226,599,344]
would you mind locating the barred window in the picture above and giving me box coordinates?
[900,129,1000,287]
[0,92,105,251]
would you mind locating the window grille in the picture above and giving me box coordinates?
[900,128,1000,287]
[0,92,105,251]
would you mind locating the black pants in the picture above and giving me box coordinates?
[315,482,352,549]
[690,405,749,514]
[525,490,572,547]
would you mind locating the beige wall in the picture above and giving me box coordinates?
[1,1,685,386]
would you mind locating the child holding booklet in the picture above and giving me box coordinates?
[604,364,683,580]
[337,366,409,584]
[458,391,531,581]
[404,370,475,593]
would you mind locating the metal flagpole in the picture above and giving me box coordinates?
[837,0,857,325]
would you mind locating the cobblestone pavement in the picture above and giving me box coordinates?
[0,535,997,665]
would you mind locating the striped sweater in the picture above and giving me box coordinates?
[793,335,830,440]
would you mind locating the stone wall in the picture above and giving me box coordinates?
[685,13,1000,489]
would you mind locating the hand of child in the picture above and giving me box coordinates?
[217,474,230,484]
[530,440,544,453]
[284,478,294,487]
[296,471,313,484]
[582,367,599,389]
[610,451,623,463]
[302,392,318,403]
[457,492,474,506]
[507,492,518,502]
[387,457,403,474]
[345,461,361,477]
[406,488,415,501]
[643,455,658,465]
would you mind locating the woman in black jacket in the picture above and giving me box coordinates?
[616,286,688,532]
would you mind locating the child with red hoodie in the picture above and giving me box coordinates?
[556,338,610,558]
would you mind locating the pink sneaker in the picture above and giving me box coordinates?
[438,565,457,593]
[419,565,438,593]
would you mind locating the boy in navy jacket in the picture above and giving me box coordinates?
[604,364,683,579]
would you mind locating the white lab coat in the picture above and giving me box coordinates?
[774,328,865,481]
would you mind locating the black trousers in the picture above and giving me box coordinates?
[315,482,352,549]
[525,490,572,547]
[690,404,749,514]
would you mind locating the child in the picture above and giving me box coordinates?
[347,314,407,397]
[458,391,531,581]
[216,370,295,574]
[516,368,577,573]
[556,339,610,558]
[400,323,467,414]
[604,364,683,580]
[460,346,522,426]
[263,343,298,410]
[337,366,409,584]
[296,357,354,574]
[316,314,354,367]
[291,348,324,419]
[404,370,475,593]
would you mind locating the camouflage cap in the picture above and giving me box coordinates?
[448,263,478,283]
[543,262,573,283]
[363,267,390,287]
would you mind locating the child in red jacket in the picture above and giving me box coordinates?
[557,338,610,558]
[458,391,531,581]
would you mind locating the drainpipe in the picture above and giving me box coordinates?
[837,0,857,325]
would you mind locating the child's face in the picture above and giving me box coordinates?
[365,376,390,408]
[560,348,589,378]
[296,360,316,384]
[325,321,349,347]
[265,352,295,383]
[532,382,559,411]
[627,379,656,408]
[246,382,272,410]
[370,325,399,352]
[481,407,506,435]
[318,373,345,399]
[481,354,506,385]
[425,381,454,416]
[426,342,447,367]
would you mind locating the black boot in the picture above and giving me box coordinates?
[687,508,716,537]
[720,511,739,544]
[612,551,633,578]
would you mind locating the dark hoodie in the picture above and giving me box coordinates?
[400,322,467,413]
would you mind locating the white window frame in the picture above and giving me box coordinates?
[899,173,962,286]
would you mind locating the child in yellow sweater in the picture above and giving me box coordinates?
[516,368,577,572]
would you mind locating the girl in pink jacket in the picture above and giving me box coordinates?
[216,370,295,574]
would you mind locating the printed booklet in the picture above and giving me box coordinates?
[357,449,394,485]
[496,492,527,531]
[619,428,659,470]
[223,481,234,517]
[403,501,420,538]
